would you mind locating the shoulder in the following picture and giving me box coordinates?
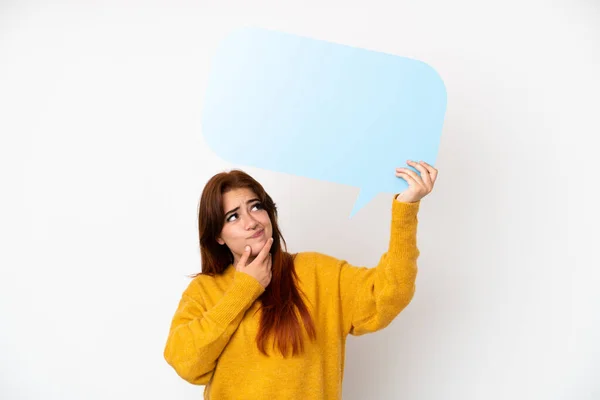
[178,274,208,300]
[188,272,214,287]
[182,272,223,298]
[293,251,345,277]
[177,270,235,310]
[294,251,339,264]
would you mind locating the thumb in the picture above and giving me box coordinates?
[236,245,252,269]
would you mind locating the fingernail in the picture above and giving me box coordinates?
[245,246,250,251]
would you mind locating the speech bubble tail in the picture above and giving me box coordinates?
[348,188,377,219]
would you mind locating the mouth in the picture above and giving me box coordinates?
[249,229,264,239]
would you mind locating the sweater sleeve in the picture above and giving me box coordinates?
[340,195,421,337]
[163,270,265,385]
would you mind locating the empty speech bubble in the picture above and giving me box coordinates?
[202,27,446,217]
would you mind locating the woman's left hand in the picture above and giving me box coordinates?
[395,160,439,203]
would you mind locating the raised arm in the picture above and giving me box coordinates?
[340,159,438,336]
[340,197,421,336]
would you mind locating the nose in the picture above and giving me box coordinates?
[243,213,258,230]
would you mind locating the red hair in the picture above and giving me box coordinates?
[194,169,316,357]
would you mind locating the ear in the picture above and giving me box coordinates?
[216,237,225,245]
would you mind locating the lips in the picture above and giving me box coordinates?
[249,229,264,239]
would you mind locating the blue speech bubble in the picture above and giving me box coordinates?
[202,27,446,217]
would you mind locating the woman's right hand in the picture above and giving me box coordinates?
[235,237,273,289]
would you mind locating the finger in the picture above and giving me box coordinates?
[418,161,438,184]
[407,161,432,190]
[256,237,274,263]
[396,167,424,189]
[395,170,418,187]
[237,245,252,268]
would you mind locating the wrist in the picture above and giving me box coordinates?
[394,193,418,203]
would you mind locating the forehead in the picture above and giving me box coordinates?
[222,187,258,210]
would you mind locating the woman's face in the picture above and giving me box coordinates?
[217,187,273,266]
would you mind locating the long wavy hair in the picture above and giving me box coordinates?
[194,169,316,357]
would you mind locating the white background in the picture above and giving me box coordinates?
[1,1,599,399]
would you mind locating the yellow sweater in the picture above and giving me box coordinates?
[164,196,420,399]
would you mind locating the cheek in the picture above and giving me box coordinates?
[262,217,271,227]
[220,227,236,244]
[262,218,272,232]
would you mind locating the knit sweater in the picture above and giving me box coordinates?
[164,196,420,399]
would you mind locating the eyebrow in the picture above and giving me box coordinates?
[225,198,261,218]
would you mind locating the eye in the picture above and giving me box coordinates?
[226,213,237,223]
[226,202,264,223]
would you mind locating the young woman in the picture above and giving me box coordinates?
[164,161,438,399]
